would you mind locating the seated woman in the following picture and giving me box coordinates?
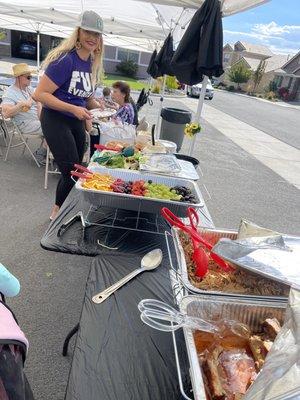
[111,81,137,125]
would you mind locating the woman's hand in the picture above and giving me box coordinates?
[85,119,93,133]
[71,106,92,120]
[18,98,33,110]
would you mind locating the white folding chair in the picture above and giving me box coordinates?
[0,109,43,167]
[44,132,90,189]
[44,145,60,189]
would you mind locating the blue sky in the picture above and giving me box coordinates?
[223,0,300,55]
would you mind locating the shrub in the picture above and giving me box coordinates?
[264,91,277,101]
[278,87,289,100]
[165,75,179,90]
[227,85,235,92]
[116,59,138,78]
[151,84,160,94]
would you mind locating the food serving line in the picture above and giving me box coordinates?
[41,110,300,400]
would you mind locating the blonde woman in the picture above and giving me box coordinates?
[34,10,104,220]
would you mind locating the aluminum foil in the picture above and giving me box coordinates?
[244,288,300,400]
[212,222,300,289]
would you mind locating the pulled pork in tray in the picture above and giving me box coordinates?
[179,231,289,296]
[194,318,281,400]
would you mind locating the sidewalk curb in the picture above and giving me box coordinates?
[214,89,300,111]
[131,90,186,99]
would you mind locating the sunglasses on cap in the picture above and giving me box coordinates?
[22,75,32,80]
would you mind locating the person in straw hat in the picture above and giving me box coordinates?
[34,10,105,221]
[2,63,47,165]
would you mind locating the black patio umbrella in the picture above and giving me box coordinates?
[147,49,159,78]
[153,33,175,77]
[171,0,224,85]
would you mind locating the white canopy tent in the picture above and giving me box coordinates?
[0,0,193,69]
[134,0,269,16]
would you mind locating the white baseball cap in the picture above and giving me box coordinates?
[78,10,104,34]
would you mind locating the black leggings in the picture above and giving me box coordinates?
[40,108,86,207]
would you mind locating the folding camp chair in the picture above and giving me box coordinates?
[0,107,8,157]
[136,88,153,111]
[0,108,43,167]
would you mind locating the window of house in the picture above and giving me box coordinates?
[223,53,230,62]
[277,75,283,87]
[117,48,139,64]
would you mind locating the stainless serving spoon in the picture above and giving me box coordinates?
[92,249,163,304]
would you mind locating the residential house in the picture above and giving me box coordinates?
[221,41,291,93]
[274,51,300,101]
[227,54,290,92]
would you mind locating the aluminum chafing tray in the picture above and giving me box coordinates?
[179,294,287,400]
[172,226,289,301]
[75,166,204,217]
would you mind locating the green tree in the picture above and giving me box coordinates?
[228,64,252,90]
[252,60,266,93]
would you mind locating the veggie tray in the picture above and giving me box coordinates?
[91,149,181,173]
[73,164,203,215]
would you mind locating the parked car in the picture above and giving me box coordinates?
[19,42,37,60]
[187,79,214,100]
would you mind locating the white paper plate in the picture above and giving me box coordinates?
[91,108,116,119]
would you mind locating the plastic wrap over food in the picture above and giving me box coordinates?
[244,288,300,400]
[237,220,281,239]
[212,221,300,289]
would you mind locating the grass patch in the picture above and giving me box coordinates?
[102,74,150,91]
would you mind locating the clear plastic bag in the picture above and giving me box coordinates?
[244,288,300,400]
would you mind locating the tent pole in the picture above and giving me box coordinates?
[37,29,40,79]
[189,75,208,156]
[156,74,166,139]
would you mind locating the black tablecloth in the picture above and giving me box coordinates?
[65,253,191,400]
[40,188,213,400]
[41,189,213,257]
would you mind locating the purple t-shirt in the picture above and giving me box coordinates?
[45,50,94,116]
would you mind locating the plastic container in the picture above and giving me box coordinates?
[160,107,192,151]
[174,153,199,168]
[179,295,287,400]
[156,139,177,153]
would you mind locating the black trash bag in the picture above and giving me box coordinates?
[171,0,224,85]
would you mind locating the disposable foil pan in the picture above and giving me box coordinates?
[75,166,204,217]
[173,227,289,301]
[180,295,287,400]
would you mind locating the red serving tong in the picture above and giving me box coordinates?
[161,207,233,276]
[70,164,93,179]
[94,144,118,151]
[186,207,210,277]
